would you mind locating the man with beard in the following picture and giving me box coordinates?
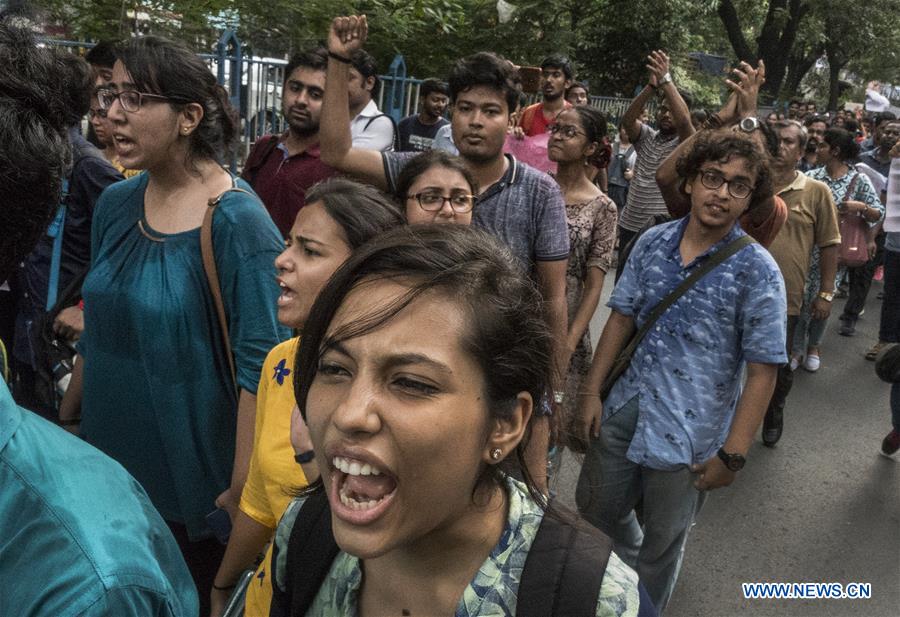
[615,50,694,276]
[860,119,900,180]
[516,54,573,137]
[762,120,840,446]
[318,16,571,494]
[241,48,335,237]
[397,78,450,152]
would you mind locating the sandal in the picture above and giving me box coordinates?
[866,342,887,361]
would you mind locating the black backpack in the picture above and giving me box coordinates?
[268,487,628,617]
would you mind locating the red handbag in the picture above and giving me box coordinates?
[838,174,868,268]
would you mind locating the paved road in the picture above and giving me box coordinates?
[551,272,900,617]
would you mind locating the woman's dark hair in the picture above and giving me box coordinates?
[675,129,774,212]
[448,52,522,114]
[570,105,608,148]
[822,127,860,162]
[394,150,479,208]
[757,121,780,158]
[304,177,405,250]
[293,224,552,507]
[0,15,70,283]
[116,36,239,167]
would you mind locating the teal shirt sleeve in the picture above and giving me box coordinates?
[76,585,188,617]
[211,182,290,393]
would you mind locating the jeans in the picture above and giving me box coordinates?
[879,249,900,343]
[892,383,900,432]
[576,397,705,613]
[609,184,629,212]
[842,233,884,320]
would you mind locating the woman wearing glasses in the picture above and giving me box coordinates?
[394,150,478,226]
[58,36,288,614]
[546,107,618,444]
[88,76,141,178]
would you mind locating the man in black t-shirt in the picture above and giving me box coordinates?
[397,78,449,152]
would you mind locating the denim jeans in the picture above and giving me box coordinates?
[892,383,900,432]
[576,396,705,613]
[879,249,900,343]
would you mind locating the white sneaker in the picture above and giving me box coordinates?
[789,355,802,371]
[803,354,821,372]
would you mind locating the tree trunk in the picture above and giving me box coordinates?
[718,0,811,104]
[783,45,822,100]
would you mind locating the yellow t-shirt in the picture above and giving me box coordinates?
[111,159,143,179]
[240,337,308,616]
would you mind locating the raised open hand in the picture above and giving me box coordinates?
[328,15,368,58]
[725,60,765,119]
[646,50,670,86]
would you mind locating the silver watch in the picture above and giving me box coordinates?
[739,117,761,133]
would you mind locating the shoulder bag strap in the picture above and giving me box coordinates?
[842,172,861,203]
[46,179,70,312]
[517,502,613,617]
[601,234,755,399]
[200,181,259,393]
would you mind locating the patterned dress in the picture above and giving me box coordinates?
[564,194,618,418]
[792,167,880,353]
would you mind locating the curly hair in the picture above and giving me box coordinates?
[675,129,773,212]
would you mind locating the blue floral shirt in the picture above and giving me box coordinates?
[273,477,642,616]
[605,218,787,470]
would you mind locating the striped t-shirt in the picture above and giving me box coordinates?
[617,123,680,232]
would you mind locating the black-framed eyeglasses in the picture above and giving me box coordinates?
[407,190,475,213]
[699,170,753,199]
[548,123,586,140]
[88,108,107,120]
[96,88,180,113]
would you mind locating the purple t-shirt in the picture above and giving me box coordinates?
[383,153,570,272]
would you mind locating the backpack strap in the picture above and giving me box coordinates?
[200,180,259,394]
[280,487,340,617]
[517,502,613,617]
[364,113,400,151]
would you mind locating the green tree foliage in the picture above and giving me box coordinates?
[28,0,899,107]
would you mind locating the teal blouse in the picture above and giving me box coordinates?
[79,173,289,539]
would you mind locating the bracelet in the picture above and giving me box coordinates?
[294,450,316,464]
[59,417,81,426]
[328,51,352,64]
[212,582,236,591]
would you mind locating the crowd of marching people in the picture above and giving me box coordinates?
[1,8,898,617]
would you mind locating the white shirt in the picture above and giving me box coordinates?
[350,99,395,151]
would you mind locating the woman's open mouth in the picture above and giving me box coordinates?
[329,455,398,525]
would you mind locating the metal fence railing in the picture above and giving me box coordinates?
[41,33,640,164]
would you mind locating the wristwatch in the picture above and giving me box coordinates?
[818,291,835,302]
[657,72,673,87]
[738,117,761,133]
[717,448,746,472]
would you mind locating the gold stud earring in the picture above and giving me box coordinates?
[490,448,502,461]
